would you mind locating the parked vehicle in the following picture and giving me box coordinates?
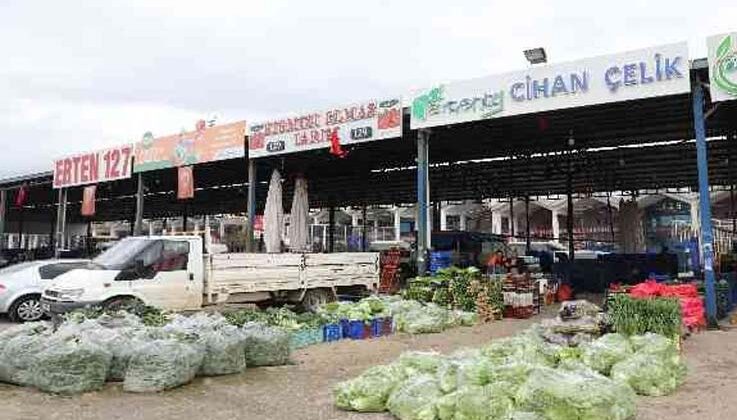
[42,236,379,314]
[0,259,89,322]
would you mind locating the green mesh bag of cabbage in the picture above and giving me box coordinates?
[515,367,636,420]
[334,363,408,412]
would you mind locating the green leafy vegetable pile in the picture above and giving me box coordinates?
[335,328,687,419]
[608,294,682,338]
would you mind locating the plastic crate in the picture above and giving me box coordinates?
[340,319,351,338]
[291,328,323,349]
[323,323,342,342]
[371,318,383,338]
[348,320,368,340]
[363,323,373,339]
[381,316,394,336]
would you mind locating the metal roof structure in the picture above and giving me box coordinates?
[0,66,735,225]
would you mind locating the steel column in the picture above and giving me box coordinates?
[361,206,368,251]
[525,195,531,254]
[416,129,430,275]
[692,82,717,324]
[0,190,5,250]
[55,188,67,256]
[134,172,144,235]
[246,159,256,252]
[328,206,335,253]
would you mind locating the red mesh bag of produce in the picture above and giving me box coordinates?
[680,297,706,329]
[629,281,665,298]
[661,284,699,298]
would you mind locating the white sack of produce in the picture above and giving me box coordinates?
[164,312,229,333]
[30,338,112,394]
[611,352,687,396]
[435,383,515,420]
[163,313,247,376]
[334,364,408,412]
[197,326,248,376]
[241,323,291,367]
[123,339,204,393]
[386,374,443,420]
[0,324,53,386]
[56,318,143,382]
[515,367,636,420]
[580,333,633,375]
[396,351,443,375]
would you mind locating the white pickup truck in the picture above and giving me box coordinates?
[41,235,379,314]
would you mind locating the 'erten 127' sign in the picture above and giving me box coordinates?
[248,98,402,158]
[53,145,133,189]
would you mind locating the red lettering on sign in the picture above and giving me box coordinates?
[63,159,72,185]
[71,156,81,184]
[120,147,131,176]
[110,149,120,178]
[80,155,89,183]
[89,152,99,182]
[54,160,64,187]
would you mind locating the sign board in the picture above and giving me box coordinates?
[53,145,133,189]
[410,42,690,129]
[248,98,402,158]
[134,120,246,173]
[81,185,96,216]
[177,166,195,200]
[707,32,737,102]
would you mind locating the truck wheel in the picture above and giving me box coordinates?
[301,289,335,312]
[8,295,44,323]
[103,296,142,312]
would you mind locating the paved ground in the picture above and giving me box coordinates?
[1,310,736,420]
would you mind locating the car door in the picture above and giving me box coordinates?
[129,240,191,310]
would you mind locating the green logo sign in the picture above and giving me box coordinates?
[412,86,445,121]
[713,34,737,97]
[412,85,505,122]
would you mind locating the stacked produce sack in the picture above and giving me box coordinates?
[0,310,292,395]
[334,326,687,419]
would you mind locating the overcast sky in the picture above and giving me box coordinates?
[1,0,735,178]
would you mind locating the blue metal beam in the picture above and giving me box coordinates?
[416,129,430,275]
[691,82,717,325]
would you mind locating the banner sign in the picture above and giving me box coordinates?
[53,145,133,189]
[177,166,195,200]
[707,32,737,102]
[134,120,246,173]
[410,42,690,129]
[248,98,402,158]
[81,185,96,217]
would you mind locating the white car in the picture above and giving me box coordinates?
[0,259,89,322]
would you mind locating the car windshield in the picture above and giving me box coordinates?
[92,238,155,270]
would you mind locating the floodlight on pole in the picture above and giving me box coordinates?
[524,47,547,65]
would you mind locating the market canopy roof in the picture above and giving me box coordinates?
[2,61,736,224]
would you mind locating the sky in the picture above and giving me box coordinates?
[1,0,735,178]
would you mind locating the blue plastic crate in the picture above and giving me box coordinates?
[323,323,342,342]
[348,320,367,340]
[290,328,322,349]
[371,318,383,338]
[340,319,351,338]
